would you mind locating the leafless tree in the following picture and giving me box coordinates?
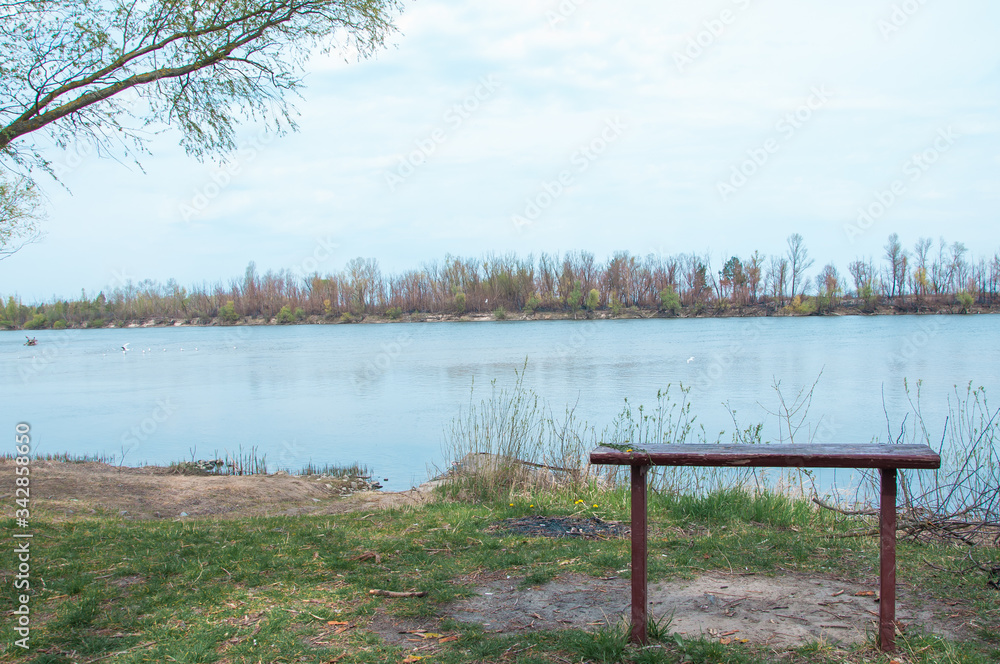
[883,233,908,300]
[786,233,814,298]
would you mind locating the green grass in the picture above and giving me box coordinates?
[296,461,372,478]
[2,489,997,663]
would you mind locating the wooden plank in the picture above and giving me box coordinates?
[590,444,940,469]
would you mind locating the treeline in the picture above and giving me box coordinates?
[4,233,999,329]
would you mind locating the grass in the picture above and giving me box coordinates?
[3,488,997,664]
[167,446,268,476]
[0,451,114,464]
[297,461,372,478]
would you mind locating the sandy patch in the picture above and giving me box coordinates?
[369,571,969,649]
[0,459,430,520]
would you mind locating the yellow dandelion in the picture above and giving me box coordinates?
[509,503,514,507]
[593,504,598,508]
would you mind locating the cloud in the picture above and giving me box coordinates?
[4,0,1000,301]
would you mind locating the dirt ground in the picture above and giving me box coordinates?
[377,570,970,650]
[0,459,433,520]
[1,460,978,649]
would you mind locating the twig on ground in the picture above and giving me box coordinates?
[369,589,427,598]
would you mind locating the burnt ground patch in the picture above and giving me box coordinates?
[488,515,629,539]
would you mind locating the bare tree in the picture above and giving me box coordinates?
[815,263,841,312]
[848,259,874,297]
[883,233,908,300]
[766,255,789,305]
[745,250,764,304]
[786,233,814,298]
[912,237,932,299]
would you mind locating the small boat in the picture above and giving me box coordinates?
[24,336,37,346]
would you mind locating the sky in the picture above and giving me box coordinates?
[3,0,1000,302]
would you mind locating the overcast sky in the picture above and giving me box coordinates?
[4,0,999,302]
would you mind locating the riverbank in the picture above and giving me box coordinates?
[2,459,996,663]
[6,299,998,331]
[0,458,434,521]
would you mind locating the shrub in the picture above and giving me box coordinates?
[275,305,295,324]
[523,293,541,315]
[294,306,306,321]
[814,293,834,315]
[386,306,403,320]
[454,290,466,314]
[339,312,355,324]
[608,293,623,317]
[785,295,816,315]
[585,288,600,312]
[219,300,239,324]
[24,313,48,330]
[957,291,974,313]
[53,320,67,329]
[566,280,583,314]
[88,318,105,329]
[493,306,507,320]
[658,286,681,315]
[0,319,14,330]
[858,284,879,313]
[440,364,591,502]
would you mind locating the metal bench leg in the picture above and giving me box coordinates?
[630,463,648,644]
[879,468,897,652]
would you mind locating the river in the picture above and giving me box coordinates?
[5,315,997,490]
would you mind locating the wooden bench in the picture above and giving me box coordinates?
[589,443,941,652]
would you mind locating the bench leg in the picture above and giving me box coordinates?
[879,468,897,652]
[630,464,648,645]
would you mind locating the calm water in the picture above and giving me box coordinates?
[4,315,998,489]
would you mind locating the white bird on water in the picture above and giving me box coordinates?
[121,343,130,353]
[687,356,695,363]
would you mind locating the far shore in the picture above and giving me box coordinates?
[4,300,997,332]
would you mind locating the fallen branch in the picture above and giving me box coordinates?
[468,452,578,474]
[86,641,156,663]
[811,496,876,516]
[369,589,427,598]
